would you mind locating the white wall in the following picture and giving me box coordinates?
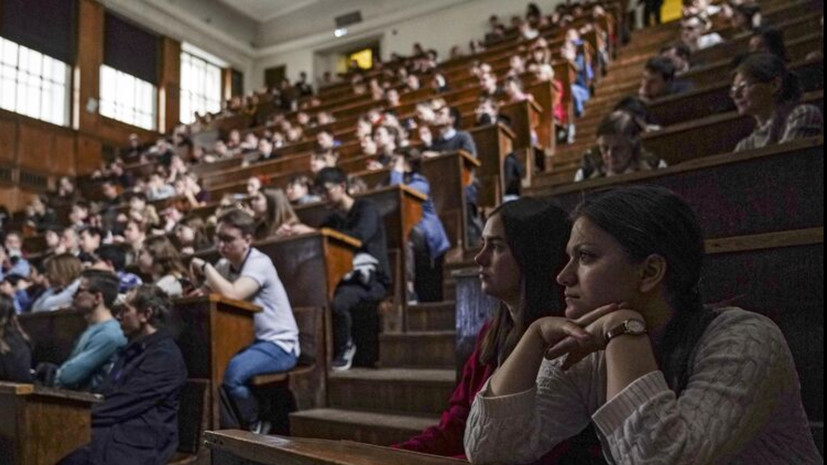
[250,0,566,90]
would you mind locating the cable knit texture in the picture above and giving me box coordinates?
[464,308,823,465]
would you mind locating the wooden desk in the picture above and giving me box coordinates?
[204,430,466,465]
[168,295,261,431]
[0,383,101,465]
[535,137,824,239]
[470,123,516,207]
[19,309,87,366]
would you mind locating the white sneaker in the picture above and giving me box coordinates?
[331,342,357,372]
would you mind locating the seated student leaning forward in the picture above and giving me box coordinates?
[190,209,299,434]
[464,186,822,465]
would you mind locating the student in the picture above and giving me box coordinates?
[92,245,143,294]
[31,254,83,312]
[464,186,823,465]
[189,209,299,434]
[250,189,314,239]
[389,148,451,303]
[315,168,391,371]
[394,198,600,463]
[57,285,187,465]
[2,231,30,279]
[732,53,823,152]
[285,175,321,206]
[136,235,189,298]
[0,294,32,382]
[638,56,693,102]
[660,43,692,75]
[574,111,666,181]
[174,216,212,256]
[48,270,126,391]
[749,27,788,62]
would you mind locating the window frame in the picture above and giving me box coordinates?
[99,64,158,131]
[179,50,222,125]
[0,36,71,127]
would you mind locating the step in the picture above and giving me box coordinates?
[380,331,456,369]
[327,368,455,415]
[289,408,440,446]
[406,301,456,332]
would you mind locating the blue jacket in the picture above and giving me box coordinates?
[89,329,187,465]
[390,171,451,259]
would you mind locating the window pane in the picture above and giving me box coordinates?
[180,50,223,123]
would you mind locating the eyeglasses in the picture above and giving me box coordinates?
[729,81,756,98]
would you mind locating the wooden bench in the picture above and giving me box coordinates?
[249,307,328,424]
[0,383,101,465]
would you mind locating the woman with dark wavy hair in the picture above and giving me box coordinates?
[465,186,821,465]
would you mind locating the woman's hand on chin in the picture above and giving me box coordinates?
[541,304,644,370]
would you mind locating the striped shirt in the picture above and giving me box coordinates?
[735,104,823,152]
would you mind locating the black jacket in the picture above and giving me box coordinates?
[89,330,187,465]
[0,328,33,383]
[322,199,391,287]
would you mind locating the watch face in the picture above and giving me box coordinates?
[627,320,646,334]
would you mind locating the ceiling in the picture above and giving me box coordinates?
[216,0,323,22]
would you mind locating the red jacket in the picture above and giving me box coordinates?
[392,323,576,463]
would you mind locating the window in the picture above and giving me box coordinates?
[0,36,70,126]
[99,65,157,130]
[180,51,222,124]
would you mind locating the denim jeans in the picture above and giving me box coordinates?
[222,340,297,425]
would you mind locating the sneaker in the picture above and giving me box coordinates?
[249,420,272,435]
[331,342,357,372]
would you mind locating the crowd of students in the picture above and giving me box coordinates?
[572,0,823,183]
[0,0,823,464]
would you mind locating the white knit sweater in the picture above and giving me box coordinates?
[464,308,823,465]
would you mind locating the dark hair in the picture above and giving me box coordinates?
[572,186,717,394]
[95,244,127,272]
[734,3,761,30]
[596,111,644,151]
[479,198,570,366]
[81,269,120,309]
[735,53,801,104]
[217,209,257,237]
[80,226,103,240]
[613,96,655,126]
[448,106,463,129]
[661,42,691,61]
[126,285,173,328]
[752,27,788,62]
[314,166,349,189]
[288,174,313,190]
[396,147,424,175]
[645,56,676,82]
[0,295,20,354]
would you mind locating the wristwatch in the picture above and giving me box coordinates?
[605,319,647,344]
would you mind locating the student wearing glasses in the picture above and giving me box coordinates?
[189,209,299,435]
[732,53,823,152]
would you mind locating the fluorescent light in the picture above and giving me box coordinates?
[334,28,349,38]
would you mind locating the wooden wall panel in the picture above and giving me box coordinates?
[0,118,17,163]
[76,0,104,134]
[53,133,77,176]
[76,136,103,176]
[17,125,54,173]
